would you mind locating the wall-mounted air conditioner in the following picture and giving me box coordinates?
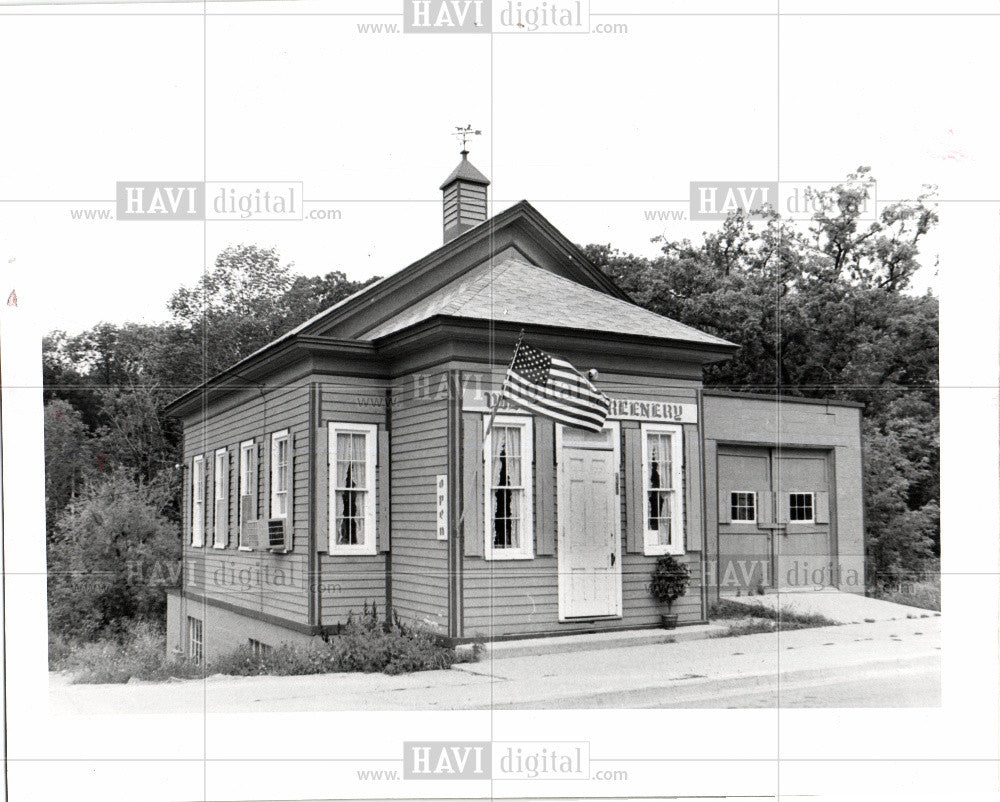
[266,518,292,553]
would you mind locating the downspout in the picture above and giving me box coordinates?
[384,385,393,618]
[307,382,320,629]
[697,386,710,619]
[447,370,463,640]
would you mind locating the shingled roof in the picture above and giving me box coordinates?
[361,254,733,346]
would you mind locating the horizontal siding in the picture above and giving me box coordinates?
[316,378,389,624]
[462,557,703,637]
[387,371,450,632]
[181,383,311,625]
[458,364,706,637]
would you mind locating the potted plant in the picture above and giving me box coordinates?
[650,554,690,629]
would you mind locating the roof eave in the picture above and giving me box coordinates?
[163,337,380,419]
[375,314,739,365]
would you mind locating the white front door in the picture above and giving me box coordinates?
[557,424,622,620]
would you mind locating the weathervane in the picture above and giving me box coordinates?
[453,124,482,155]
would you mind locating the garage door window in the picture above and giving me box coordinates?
[730,491,756,522]
[788,492,814,522]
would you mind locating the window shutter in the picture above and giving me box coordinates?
[206,456,215,540]
[718,489,731,524]
[215,453,229,547]
[202,456,210,543]
[377,426,391,552]
[814,490,830,524]
[623,423,644,554]
[287,433,295,545]
[251,443,259,519]
[463,414,484,558]
[263,437,271,520]
[316,425,328,552]
[757,491,773,526]
[683,426,700,552]
[534,418,556,556]
[183,465,191,544]
[776,492,790,524]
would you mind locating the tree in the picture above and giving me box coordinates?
[44,400,93,534]
[584,170,940,585]
[47,473,181,640]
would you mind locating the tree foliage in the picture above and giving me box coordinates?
[585,168,939,586]
[44,247,380,641]
[47,473,180,640]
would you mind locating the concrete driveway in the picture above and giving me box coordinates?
[722,588,940,624]
[50,615,940,713]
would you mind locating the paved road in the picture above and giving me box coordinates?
[50,616,940,713]
[677,663,940,708]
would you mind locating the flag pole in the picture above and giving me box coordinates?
[483,328,525,446]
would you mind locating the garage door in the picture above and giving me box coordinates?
[717,446,834,592]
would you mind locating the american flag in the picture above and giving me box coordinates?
[502,342,611,432]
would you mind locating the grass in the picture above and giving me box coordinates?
[707,598,837,637]
[51,605,483,684]
[870,563,941,611]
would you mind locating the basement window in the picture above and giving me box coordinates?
[484,415,534,560]
[248,639,272,660]
[187,616,203,665]
[328,423,377,555]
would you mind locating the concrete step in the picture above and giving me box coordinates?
[478,623,729,660]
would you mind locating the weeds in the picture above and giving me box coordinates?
[51,603,479,684]
[708,599,837,637]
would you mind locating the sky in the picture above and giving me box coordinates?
[0,0,997,336]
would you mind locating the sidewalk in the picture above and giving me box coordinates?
[50,616,940,713]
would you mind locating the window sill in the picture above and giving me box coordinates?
[642,544,685,558]
[213,543,228,550]
[237,545,254,552]
[329,546,378,557]
[483,551,535,561]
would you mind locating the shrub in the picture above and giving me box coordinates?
[57,621,202,684]
[47,473,180,641]
[54,604,479,684]
[649,555,690,610]
[329,603,457,675]
[211,642,333,677]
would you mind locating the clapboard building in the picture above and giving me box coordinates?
[165,152,865,662]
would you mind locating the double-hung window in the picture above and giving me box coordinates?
[641,423,685,555]
[191,456,205,547]
[270,430,290,519]
[328,423,377,555]
[484,415,534,560]
[214,448,228,547]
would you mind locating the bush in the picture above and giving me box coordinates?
[53,604,478,684]
[649,555,690,610]
[54,621,202,684]
[47,473,180,641]
[210,642,333,677]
